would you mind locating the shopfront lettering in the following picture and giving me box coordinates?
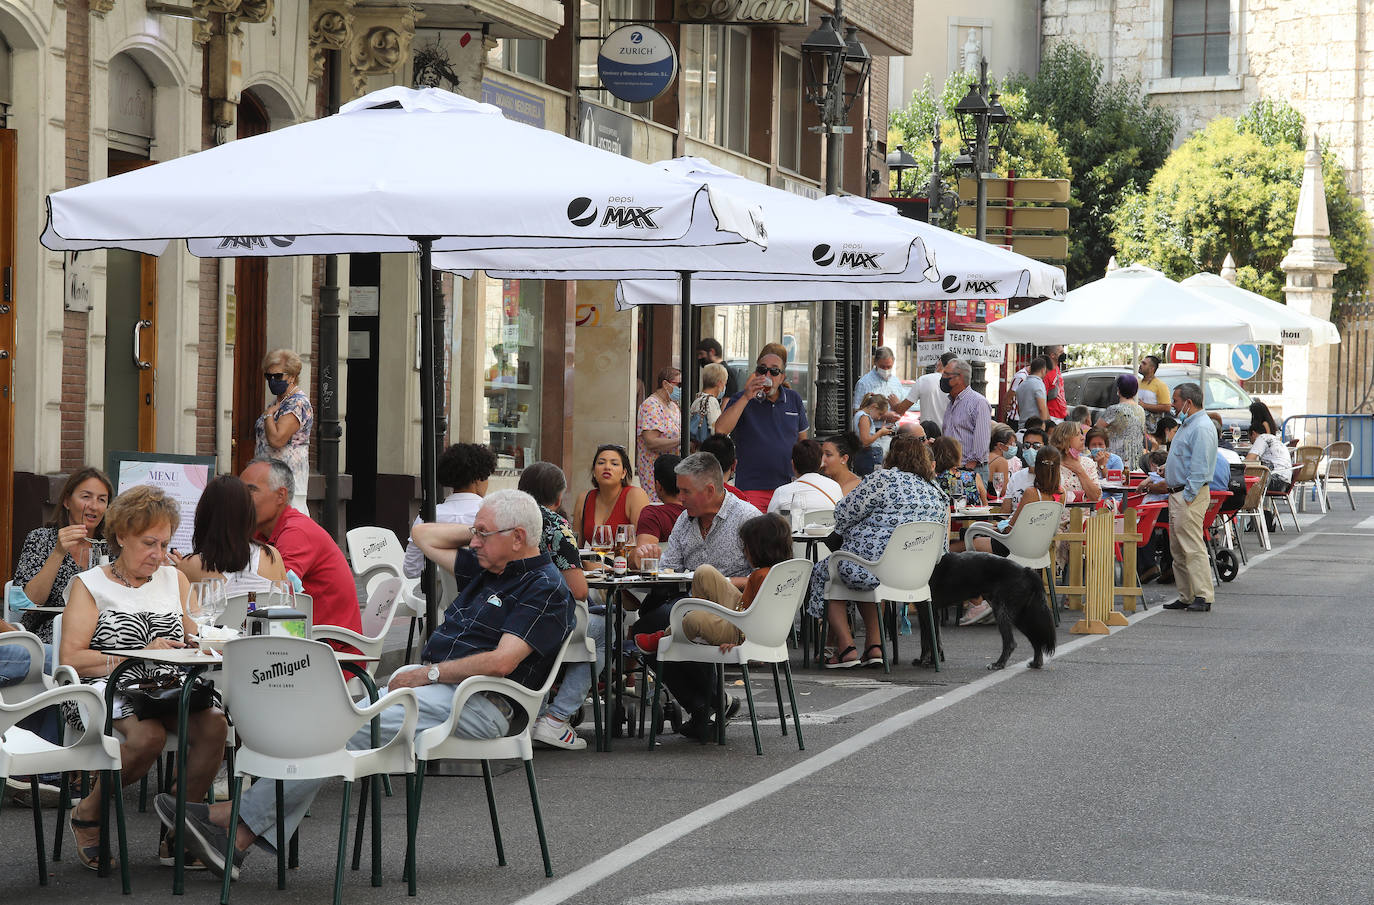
[674,0,806,25]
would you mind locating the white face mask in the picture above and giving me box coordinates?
[876,368,893,380]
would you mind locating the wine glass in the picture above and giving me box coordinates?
[266,580,295,611]
[192,578,228,630]
[991,473,1006,500]
[591,525,613,559]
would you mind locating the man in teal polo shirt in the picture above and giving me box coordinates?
[712,345,810,512]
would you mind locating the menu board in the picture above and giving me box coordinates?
[107,452,216,556]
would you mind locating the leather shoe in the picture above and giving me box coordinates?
[1186,598,1211,612]
[1162,598,1191,610]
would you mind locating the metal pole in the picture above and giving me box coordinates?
[318,50,345,538]
[970,59,990,397]
[816,125,842,435]
[414,237,440,637]
[680,270,693,456]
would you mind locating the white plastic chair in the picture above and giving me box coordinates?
[312,577,405,688]
[1320,440,1356,511]
[560,600,602,749]
[412,633,574,881]
[345,526,406,581]
[650,559,810,755]
[962,500,1066,622]
[0,638,129,891]
[219,636,419,904]
[822,520,948,672]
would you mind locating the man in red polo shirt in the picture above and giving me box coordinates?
[241,458,361,643]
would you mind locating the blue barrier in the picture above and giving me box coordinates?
[1281,414,1374,479]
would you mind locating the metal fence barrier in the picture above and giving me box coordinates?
[1281,414,1373,479]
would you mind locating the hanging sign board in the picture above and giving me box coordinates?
[597,26,678,104]
[673,0,807,25]
[915,298,1008,366]
[107,451,216,557]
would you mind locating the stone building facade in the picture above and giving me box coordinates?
[1042,0,1374,212]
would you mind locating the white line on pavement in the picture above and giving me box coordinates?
[507,609,1160,905]
[747,683,916,725]
[634,877,1295,905]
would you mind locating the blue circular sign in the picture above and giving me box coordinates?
[597,26,678,104]
[1231,343,1260,381]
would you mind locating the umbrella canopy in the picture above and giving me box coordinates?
[1180,273,1341,346]
[40,85,774,638]
[987,265,1268,345]
[433,156,921,278]
[42,87,766,258]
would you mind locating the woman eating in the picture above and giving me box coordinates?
[13,467,113,644]
[807,434,948,669]
[60,485,229,871]
[572,443,650,545]
[254,348,313,515]
[819,433,863,498]
[176,475,287,594]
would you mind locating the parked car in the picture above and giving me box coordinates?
[1060,364,1254,439]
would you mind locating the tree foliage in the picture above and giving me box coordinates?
[1109,100,1371,303]
[1004,43,1177,287]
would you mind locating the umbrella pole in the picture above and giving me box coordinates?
[416,237,441,639]
[680,271,693,457]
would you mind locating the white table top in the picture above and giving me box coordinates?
[100,647,379,665]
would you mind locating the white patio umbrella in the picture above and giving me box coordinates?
[1180,272,1341,346]
[987,265,1269,345]
[40,86,769,631]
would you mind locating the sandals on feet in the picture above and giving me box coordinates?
[822,645,861,669]
[861,644,885,667]
[71,814,115,872]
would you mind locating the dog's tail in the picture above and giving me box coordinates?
[1014,574,1057,656]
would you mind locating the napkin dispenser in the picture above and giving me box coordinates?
[246,607,308,639]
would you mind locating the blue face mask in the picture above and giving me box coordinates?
[1004,445,1018,459]
[267,377,289,396]
[669,386,681,404]
[1023,447,1038,467]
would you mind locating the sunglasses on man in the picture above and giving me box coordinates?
[754,365,783,377]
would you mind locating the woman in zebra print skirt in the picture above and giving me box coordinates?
[59,485,229,872]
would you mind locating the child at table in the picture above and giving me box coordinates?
[634,513,792,654]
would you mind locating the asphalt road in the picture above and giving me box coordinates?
[6,485,1372,905]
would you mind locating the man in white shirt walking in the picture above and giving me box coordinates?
[888,351,957,429]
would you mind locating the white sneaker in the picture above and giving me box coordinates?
[958,601,993,626]
[531,716,587,751]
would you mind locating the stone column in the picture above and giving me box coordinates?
[1280,134,1345,421]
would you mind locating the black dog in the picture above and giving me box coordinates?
[928,552,1057,670]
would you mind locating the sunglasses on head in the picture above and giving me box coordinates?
[755,365,783,377]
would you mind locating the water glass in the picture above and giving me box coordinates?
[641,557,661,577]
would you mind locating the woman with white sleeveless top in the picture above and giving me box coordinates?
[177,475,288,594]
[60,485,230,871]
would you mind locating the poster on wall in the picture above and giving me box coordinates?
[107,451,216,556]
[915,298,1008,365]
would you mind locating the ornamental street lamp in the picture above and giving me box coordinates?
[801,0,872,433]
[950,56,1013,394]
[885,145,918,197]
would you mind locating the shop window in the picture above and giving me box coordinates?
[483,279,543,470]
[1170,0,1229,76]
[579,0,653,115]
[778,51,803,172]
[682,24,750,153]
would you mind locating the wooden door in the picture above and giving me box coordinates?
[106,158,158,453]
[0,130,16,577]
[230,92,270,474]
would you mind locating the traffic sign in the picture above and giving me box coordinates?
[1168,342,1200,365]
[1230,343,1260,380]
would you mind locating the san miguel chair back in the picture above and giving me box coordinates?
[220,636,418,905]
[963,500,1066,622]
[651,558,810,755]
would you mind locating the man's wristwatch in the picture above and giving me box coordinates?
[427,664,441,683]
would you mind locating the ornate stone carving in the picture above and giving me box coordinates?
[89,0,116,14]
[238,0,273,24]
[308,0,356,81]
[348,5,419,97]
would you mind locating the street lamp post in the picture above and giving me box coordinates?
[951,56,1011,395]
[802,1,870,434]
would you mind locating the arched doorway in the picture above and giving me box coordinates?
[104,52,158,457]
[230,89,270,474]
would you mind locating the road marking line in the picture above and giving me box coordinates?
[508,611,1159,905]
[747,684,916,724]
[634,877,1295,905]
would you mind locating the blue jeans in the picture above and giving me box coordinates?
[0,643,31,685]
[237,665,511,854]
[1,642,60,746]
[544,612,605,722]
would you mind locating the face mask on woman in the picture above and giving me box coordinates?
[267,376,289,396]
[669,386,681,404]
[1004,444,1018,459]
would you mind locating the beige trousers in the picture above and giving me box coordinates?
[1168,489,1214,604]
[680,564,746,646]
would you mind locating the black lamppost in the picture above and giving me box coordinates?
[802,1,871,434]
[885,145,918,197]
[950,56,1012,394]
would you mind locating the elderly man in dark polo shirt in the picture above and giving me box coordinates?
[155,489,574,880]
[634,453,761,740]
[712,344,809,511]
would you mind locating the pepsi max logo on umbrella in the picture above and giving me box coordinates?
[812,244,835,266]
[218,235,298,250]
[567,196,661,229]
[811,243,882,269]
[567,197,598,226]
[942,275,1001,294]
